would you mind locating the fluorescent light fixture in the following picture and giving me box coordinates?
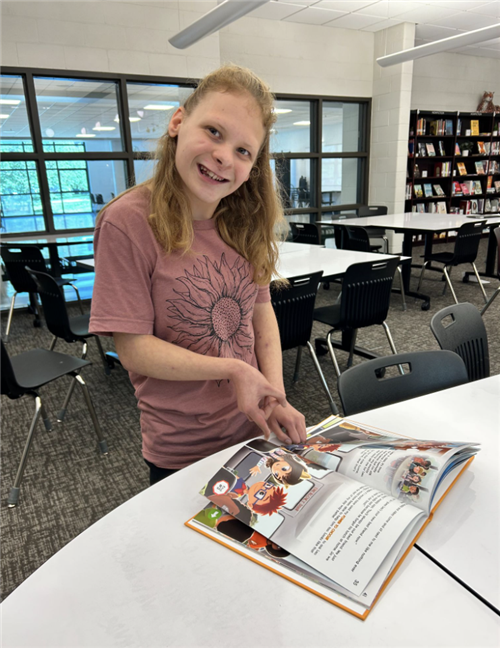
[129,117,141,122]
[76,134,96,138]
[293,121,311,126]
[169,0,269,49]
[0,99,21,105]
[377,23,500,67]
[92,126,116,131]
[0,114,10,119]
[143,104,175,111]
[273,108,292,115]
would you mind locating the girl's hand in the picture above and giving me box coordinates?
[266,402,307,445]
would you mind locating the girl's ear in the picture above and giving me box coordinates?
[168,107,185,137]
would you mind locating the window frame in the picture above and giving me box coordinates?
[1,68,370,237]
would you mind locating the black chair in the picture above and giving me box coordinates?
[430,302,489,382]
[95,194,104,205]
[338,350,468,416]
[289,222,321,245]
[1,244,83,342]
[334,225,406,310]
[271,271,338,415]
[26,267,112,421]
[313,257,400,377]
[358,205,389,253]
[417,220,488,305]
[481,226,500,316]
[1,340,108,507]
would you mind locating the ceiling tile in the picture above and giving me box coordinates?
[415,23,463,40]
[392,4,459,23]
[362,17,404,31]
[430,10,498,30]
[313,0,378,11]
[325,11,388,28]
[429,0,492,9]
[248,1,305,20]
[276,0,319,4]
[458,46,500,57]
[283,6,348,23]
[466,1,500,19]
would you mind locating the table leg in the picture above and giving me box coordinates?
[47,243,63,277]
[402,232,431,310]
[463,224,499,282]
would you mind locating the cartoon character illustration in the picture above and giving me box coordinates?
[249,448,311,487]
[246,480,287,516]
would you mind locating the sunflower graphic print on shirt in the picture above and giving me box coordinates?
[166,254,258,362]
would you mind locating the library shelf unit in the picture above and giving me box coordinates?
[406,110,500,223]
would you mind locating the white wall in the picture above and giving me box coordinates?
[411,52,500,112]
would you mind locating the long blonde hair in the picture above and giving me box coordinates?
[101,65,287,285]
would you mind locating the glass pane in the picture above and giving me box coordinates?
[271,158,314,209]
[321,158,363,206]
[271,100,312,154]
[0,75,33,152]
[133,159,157,184]
[44,159,128,230]
[34,77,123,152]
[0,160,45,233]
[323,102,363,153]
[127,83,193,153]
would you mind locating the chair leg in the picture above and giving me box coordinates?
[382,236,389,254]
[306,342,338,415]
[8,395,43,508]
[69,282,84,314]
[416,261,429,293]
[74,374,109,455]
[381,321,404,375]
[471,263,488,304]
[57,341,88,422]
[397,266,407,311]
[481,286,500,316]
[326,331,342,378]
[94,335,112,376]
[293,346,303,382]
[4,292,17,342]
[346,329,358,369]
[49,335,57,351]
[443,266,458,303]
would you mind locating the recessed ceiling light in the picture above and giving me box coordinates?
[76,133,96,138]
[129,117,141,122]
[92,126,116,131]
[0,99,21,105]
[293,121,310,126]
[143,104,175,111]
[273,108,292,114]
[0,114,10,119]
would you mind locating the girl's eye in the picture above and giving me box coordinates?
[238,147,250,157]
[207,127,220,137]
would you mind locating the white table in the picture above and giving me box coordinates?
[321,213,500,309]
[74,257,95,269]
[355,374,500,613]
[2,378,499,647]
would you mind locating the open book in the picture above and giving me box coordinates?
[186,415,478,619]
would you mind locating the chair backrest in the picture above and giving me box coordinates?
[451,220,486,264]
[430,302,489,381]
[25,267,76,343]
[0,245,47,294]
[336,225,372,252]
[1,340,24,399]
[317,223,336,246]
[358,205,388,218]
[271,271,323,351]
[289,222,321,245]
[338,350,468,416]
[338,257,400,330]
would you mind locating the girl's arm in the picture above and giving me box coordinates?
[252,301,307,444]
[113,332,286,438]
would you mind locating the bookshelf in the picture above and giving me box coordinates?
[406,110,500,219]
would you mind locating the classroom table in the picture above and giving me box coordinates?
[2,232,94,277]
[321,213,500,310]
[1,377,499,646]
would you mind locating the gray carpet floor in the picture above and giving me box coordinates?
[1,238,499,601]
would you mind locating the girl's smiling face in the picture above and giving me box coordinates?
[168,90,265,220]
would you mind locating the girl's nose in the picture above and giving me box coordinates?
[213,146,231,168]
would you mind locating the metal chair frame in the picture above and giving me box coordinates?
[481,227,500,316]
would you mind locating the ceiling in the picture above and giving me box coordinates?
[246,0,500,58]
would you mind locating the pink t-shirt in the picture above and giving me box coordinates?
[89,187,270,469]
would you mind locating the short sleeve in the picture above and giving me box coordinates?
[89,219,156,337]
[255,283,270,303]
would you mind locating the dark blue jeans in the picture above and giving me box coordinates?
[144,459,177,486]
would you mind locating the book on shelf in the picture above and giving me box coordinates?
[457,162,467,176]
[433,184,445,196]
[405,183,413,200]
[457,118,462,136]
[445,119,453,136]
[416,117,427,136]
[426,143,436,156]
[455,142,461,156]
[416,203,425,213]
[492,141,500,155]
[429,119,445,136]
[484,142,491,154]
[408,140,414,156]
[485,199,492,213]
[460,200,472,215]
[414,184,423,198]
[417,142,427,157]
[423,183,433,197]
[470,120,479,136]
[452,181,462,196]
[473,180,483,195]
[494,180,500,192]
[436,201,447,214]
[460,181,471,195]
[187,415,478,620]
[470,199,479,215]
[438,141,445,156]
[486,176,493,193]
[475,161,486,175]
[477,141,486,155]
[491,198,500,212]
[490,160,499,174]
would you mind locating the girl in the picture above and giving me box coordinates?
[89,65,307,484]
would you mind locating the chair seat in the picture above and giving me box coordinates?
[421,252,455,264]
[313,304,341,328]
[55,276,75,288]
[11,349,90,390]
[69,313,91,338]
